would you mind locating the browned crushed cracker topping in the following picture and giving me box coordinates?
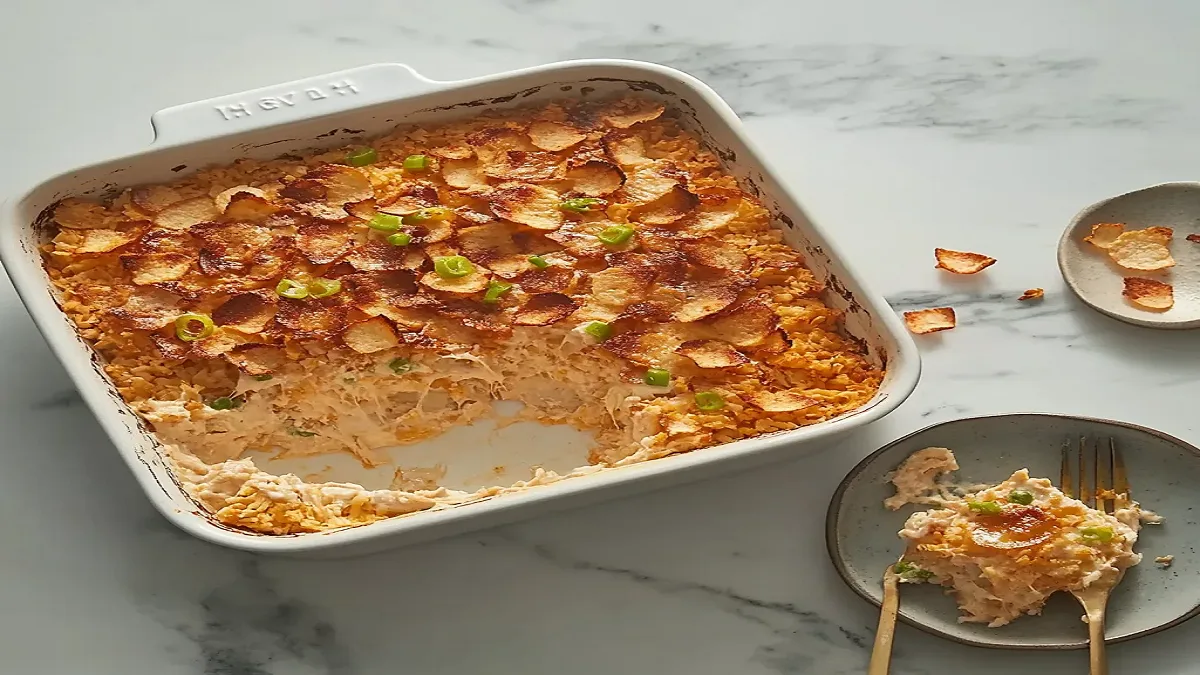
[43,95,883,536]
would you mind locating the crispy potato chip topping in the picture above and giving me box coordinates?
[676,340,749,368]
[488,182,564,230]
[904,307,956,334]
[213,290,277,334]
[513,293,579,326]
[1123,277,1174,310]
[75,224,147,254]
[154,197,221,231]
[934,248,997,275]
[343,316,400,353]
[1083,223,1124,249]
[742,389,819,412]
[1105,226,1175,271]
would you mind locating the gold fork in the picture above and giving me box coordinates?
[1061,436,1131,675]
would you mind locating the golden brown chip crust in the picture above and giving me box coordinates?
[224,344,287,375]
[513,293,579,326]
[742,389,819,412]
[274,298,347,339]
[528,120,587,151]
[154,197,221,231]
[212,290,277,334]
[488,183,564,230]
[120,252,193,285]
[75,225,148,254]
[347,240,425,271]
[566,160,625,197]
[108,287,184,330]
[295,221,356,265]
[343,316,400,353]
[676,340,750,368]
[132,185,184,213]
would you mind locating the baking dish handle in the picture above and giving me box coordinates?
[149,63,442,146]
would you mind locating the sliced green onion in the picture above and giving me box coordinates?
[387,232,413,246]
[694,391,725,411]
[403,154,429,170]
[1079,526,1115,543]
[597,224,635,245]
[644,367,670,387]
[482,280,513,305]
[894,561,934,581]
[388,357,412,374]
[175,313,214,342]
[528,255,550,269]
[403,207,453,223]
[368,213,402,232]
[346,147,378,167]
[252,374,273,382]
[559,197,602,213]
[307,278,342,299]
[434,256,474,279]
[276,279,309,299]
[583,321,612,342]
[968,500,1003,515]
[1008,489,1034,505]
[288,427,317,437]
[209,396,237,410]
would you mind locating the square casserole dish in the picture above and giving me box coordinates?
[0,60,920,556]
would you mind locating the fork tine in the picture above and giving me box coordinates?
[1061,438,1074,498]
[1079,436,1093,507]
[1097,437,1113,514]
[1113,438,1130,504]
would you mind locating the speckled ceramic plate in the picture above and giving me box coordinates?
[826,413,1200,650]
[1058,182,1200,329]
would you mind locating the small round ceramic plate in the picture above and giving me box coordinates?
[1058,182,1200,329]
[826,413,1200,650]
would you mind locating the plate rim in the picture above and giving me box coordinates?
[825,411,1200,650]
[1056,181,1200,330]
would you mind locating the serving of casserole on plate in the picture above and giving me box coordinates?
[4,61,918,553]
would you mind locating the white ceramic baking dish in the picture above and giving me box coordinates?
[0,60,920,557]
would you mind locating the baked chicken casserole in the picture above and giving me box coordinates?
[42,96,882,535]
[887,448,1150,627]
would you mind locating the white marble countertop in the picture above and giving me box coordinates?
[4,1,1200,672]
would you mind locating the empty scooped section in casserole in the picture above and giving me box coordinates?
[40,96,883,535]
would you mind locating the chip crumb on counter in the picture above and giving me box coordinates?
[904,307,956,335]
[1018,288,1044,302]
[934,248,996,275]
[1155,555,1174,568]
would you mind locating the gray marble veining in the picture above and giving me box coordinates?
[568,42,1179,138]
